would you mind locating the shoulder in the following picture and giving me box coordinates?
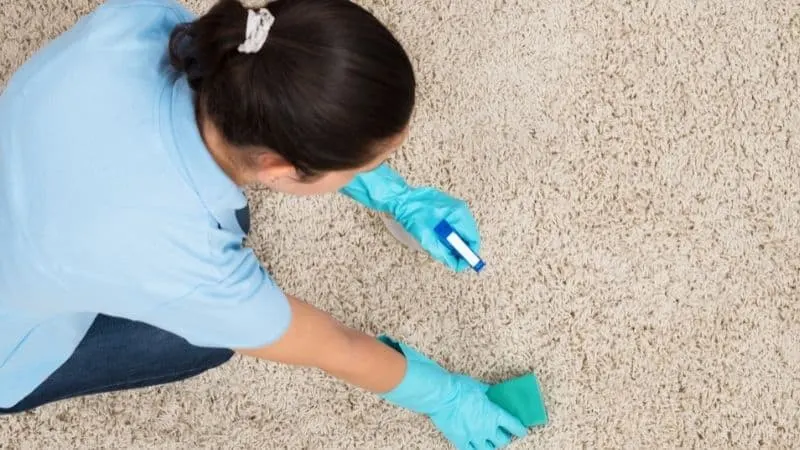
[76,0,195,46]
[2,0,194,98]
[58,0,196,53]
[94,0,196,22]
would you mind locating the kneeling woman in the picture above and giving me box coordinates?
[0,1,525,448]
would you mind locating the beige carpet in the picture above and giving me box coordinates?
[2,0,800,448]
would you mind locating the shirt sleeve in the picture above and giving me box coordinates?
[138,246,292,349]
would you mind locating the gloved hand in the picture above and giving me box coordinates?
[341,164,480,272]
[379,336,527,450]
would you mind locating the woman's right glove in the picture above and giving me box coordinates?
[340,165,481,272]
[378,336,527,450]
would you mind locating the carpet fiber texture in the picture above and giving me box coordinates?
[2,0,799,448]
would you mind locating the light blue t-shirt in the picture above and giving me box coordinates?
[0,0,291,408]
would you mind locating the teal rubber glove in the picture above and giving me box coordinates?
[379,336,527,450]
[341,164,480,272]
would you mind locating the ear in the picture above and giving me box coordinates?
[253,152,298,185]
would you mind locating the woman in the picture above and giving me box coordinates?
[0,0,526,448]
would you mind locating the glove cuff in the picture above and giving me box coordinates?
[340,164,411,214]
[377,336,458,415]
[388,186,437,225]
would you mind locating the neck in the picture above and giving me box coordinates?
[196,108,253,187]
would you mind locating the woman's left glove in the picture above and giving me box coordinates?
[378,336,527,450]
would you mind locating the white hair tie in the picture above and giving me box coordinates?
[238,8,275,54]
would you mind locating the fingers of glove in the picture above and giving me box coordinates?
[489,429,513,449]
[451,441,472,450]
[414,230,460,270]
[439,421,473,450]
[471,441,494,450]
[496,408,528,438]
[467,408,518,449]
[436,242,462,271]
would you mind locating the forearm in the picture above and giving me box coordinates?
[236,295,405,393]
[238,296,528,449]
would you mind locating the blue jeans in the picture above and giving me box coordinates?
[0,314,233,413]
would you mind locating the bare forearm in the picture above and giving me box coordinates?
[237,295,405,393]
[323,327,406,392]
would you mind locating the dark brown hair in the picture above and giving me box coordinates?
[169,0,416,176]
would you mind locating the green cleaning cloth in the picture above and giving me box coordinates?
[487,373,548,428]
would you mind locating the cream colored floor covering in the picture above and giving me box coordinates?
[2,1,799,448]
